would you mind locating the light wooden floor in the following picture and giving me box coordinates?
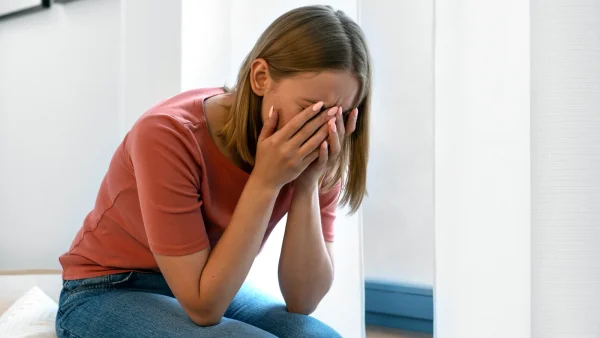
[366,326,433,338]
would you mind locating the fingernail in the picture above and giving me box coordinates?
[337,107,343,117]
[313,101,324,111]
[327,107,338,116]
[269,106,273,118]
[329,118,337,133]
[322,141,328,149]
[353,108,359,117]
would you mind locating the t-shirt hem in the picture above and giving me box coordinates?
[62,268,153,281]
[148,239,210,257]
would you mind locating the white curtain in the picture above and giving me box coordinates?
[531,1,600,337]
[436,0,600,337]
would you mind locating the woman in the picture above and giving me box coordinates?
[56,5,371,337]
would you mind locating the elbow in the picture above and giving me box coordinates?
[285,300,318,316]
[287,306,316,316]
[189,309,223,327]
[280,280,332,316]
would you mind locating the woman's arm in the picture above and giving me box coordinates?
[278,182,335,315]
[148,103,334,326]
[155,176,280,326]
[278,105,356,315]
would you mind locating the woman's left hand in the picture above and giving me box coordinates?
[295,106,359,188]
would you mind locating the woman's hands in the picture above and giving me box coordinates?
[251,101,335,190]
[295,106,359,188]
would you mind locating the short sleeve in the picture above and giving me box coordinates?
[128,114,209,256]
[319,182,342,242]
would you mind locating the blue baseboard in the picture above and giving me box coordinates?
[365,280,434,334]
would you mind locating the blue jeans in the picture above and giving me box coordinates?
[55,272,341,337]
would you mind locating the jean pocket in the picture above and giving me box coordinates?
[105,271,135,286]
[65,272,135,296]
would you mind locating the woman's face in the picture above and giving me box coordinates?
[262,71,360,131]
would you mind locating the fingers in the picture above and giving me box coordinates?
[258,106,278,142]
[301,147,321,167]
[328,116,341,161]
[276,101,324,141]
[298,122,330,158]
[334,107,345,144]
[318,140,329,166]
[335,107,345,135]
[289,106,338,149]
[301,141,327,168]
[345,108,359,135]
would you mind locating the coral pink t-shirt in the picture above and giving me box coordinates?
[59,88,340,280]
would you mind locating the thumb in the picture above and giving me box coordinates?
[258,106,278,142]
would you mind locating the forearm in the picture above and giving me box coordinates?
[278,183,334,314]
[198,176,279,320]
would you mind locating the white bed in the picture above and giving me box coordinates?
[0,271,62,315]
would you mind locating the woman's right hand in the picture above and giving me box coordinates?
[252,101,337,190]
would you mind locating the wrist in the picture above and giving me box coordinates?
[246,174,283,196]
[293,179,319,196]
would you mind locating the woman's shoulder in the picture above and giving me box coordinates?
[126,88,231,163]
[139,87,225,125]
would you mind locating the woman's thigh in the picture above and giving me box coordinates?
[225,283,342,338]
[56,274,275,338]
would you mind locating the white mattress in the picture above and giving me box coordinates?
[0,273,62,313]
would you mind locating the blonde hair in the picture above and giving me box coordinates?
[220,5,372,214]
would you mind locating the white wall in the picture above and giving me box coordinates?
[0,0,41,17]
[0,0,122,270]
[180,0,231,91]
[434,0,531,337]
[531,1,600,336]
[119,0,182,137]
[360,0,435,286]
